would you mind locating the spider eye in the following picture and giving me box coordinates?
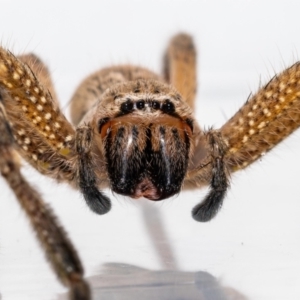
[162,99,175,113]
[136,100,145,109]
[151,101,160,109]
[120,99,134,113]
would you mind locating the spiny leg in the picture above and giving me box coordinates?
[221,62,300,171]
[0,47,111,214]
[163,33,197,110]
[189,62,300,221]
[0,101,90,300]
[0,47,76,183]
[18,53,59,106]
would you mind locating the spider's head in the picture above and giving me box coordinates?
[94,80,194,201]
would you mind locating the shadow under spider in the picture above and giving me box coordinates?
[57,202,248,300]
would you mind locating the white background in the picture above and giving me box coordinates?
[0,1,300,299]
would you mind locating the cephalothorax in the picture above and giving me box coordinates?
[91,80,195,201]
[0,33,300,299]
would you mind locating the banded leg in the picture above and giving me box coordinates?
[187,62,300,221]
[0,101,90,299]
[163,33,197,110]
[221,62,300,171]
[0,47,76,183]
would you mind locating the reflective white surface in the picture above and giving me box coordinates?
[0,1,300,299]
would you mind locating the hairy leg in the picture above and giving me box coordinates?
[163,33,197,110]
[221,62,300,171]
[0,100,90,300]
[18,53,59,106]
[0,47,76,183]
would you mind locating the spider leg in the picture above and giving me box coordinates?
[0,101,90,300]
[221,62,300,171]
[75,123,111,214]
[163,33,197,110]
[0,47,77,183]
[192,130,229,222]
[18,53,59,107]
[188,62,300,221]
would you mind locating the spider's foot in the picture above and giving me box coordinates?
[81,185,111,215]
[69,277,91,300]
[192,188,226,222]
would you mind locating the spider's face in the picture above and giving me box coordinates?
[95,81,194,200]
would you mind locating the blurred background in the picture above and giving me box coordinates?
[0,1,300,299]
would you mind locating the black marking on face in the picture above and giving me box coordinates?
[103,121,190,201]
[105,125,144,195]
[146,126,172,196]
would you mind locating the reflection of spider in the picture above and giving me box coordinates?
[0,33,299,299]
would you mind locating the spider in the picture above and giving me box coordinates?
[0,33,299,299]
